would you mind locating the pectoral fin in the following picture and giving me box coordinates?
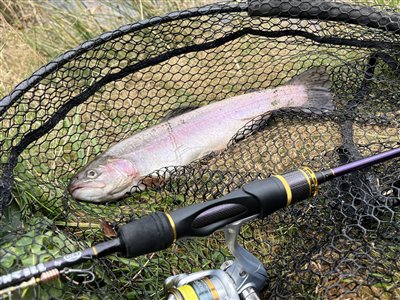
[141,175,166,189]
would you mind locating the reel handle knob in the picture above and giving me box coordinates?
[240,286,262,300]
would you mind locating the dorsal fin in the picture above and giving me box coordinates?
[161,105,200,122]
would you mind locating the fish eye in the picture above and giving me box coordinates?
[86,170,98,178]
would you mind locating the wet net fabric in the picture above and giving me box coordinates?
[0,0,399,299]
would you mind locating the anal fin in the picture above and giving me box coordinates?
[229,112,272,145]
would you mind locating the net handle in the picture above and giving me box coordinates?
[2,0,399,114]
[248,0,400,33]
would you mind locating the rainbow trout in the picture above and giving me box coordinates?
[68,67,333,202]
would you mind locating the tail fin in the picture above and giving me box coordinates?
[288,66,334,112]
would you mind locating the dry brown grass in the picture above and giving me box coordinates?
[0,1,47,97]
[0,0,221,99]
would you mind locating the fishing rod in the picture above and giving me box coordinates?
[0,147,399,298]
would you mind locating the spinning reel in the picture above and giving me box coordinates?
[165,216,267,300]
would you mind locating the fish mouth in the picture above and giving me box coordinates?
[68,182,106,194]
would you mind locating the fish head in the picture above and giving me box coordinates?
[68,156,139,203]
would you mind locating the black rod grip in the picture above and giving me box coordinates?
[170,176,290,236]
[118,212,174,258]
[117,170,316,258]
[242,176,288,218]
[170,188,261,238]
[247,0,400,33]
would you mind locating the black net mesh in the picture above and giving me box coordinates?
[0,0,399,299]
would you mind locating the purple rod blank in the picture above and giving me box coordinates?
[332,147,400,177]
